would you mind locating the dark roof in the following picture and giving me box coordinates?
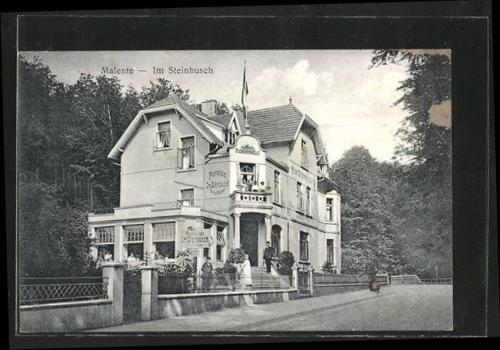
[206,113,234,128]
[246,104,304,144]
[143,94,223,147]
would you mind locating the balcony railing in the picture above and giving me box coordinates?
[177,199,195,208]
[232,190,272,207]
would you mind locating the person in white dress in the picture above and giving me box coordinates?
[240,254,253,289]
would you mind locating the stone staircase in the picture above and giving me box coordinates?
[249,267,292,290]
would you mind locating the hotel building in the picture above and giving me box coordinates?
[88,94,341,272]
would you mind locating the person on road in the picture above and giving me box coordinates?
[263,241,276,273]
[201,256,214,291]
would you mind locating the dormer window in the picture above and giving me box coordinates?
[156,121,171,149]
[224,129,237,145]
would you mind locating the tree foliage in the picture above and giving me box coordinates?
[17,56,191,277]
[329,50,452,278]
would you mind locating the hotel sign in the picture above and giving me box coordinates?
[179,222,213,249]
[206,170,229,195]
[235,144,260,155]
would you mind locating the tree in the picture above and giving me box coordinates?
[18,179,95,277]
[330,146,407,275]
[370,50,452,278]
[139,78,190,108]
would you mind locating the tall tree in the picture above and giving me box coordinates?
[331,146,407,275]
[371,50,452,278]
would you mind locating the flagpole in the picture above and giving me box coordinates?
[242,60,250,133]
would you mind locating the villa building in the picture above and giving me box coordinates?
[88,94,341,273]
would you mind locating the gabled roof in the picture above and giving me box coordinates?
[246,104,304,144]
[108,94,223,160]
[206,113,234,128]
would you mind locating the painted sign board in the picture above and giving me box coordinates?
[178,220,213,249]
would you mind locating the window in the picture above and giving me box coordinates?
[216,226,225,261]
[299,232,309,261]
[124,224,144,260]
[239,163,256,190]
[156,121,171,149]
[224,129,237,145]
[297,182,304,212]
[178,188,194,207]
[153,222,175,259]
[326,198,333,222]
[306,187,311,215]
[124,224,144,242]
[203,247,210,259]
[273,170,281,203]
[326,239,334,263]
[178,136,195,170]
[94,226,114,244]
[301,139,307,168]
[94,226,115,261]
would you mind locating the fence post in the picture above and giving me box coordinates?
[292,265,299,290]
[140,266,159,321]
[308,268,314,297]
[102,262,124,326]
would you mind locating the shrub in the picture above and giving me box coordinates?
[227,248,246,264]
[321,261,336,274]
[276,251,295,275]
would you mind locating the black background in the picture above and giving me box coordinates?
[2,1,497,348]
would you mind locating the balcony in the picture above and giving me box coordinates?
[230,190,273,211]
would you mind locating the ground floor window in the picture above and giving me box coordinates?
[299,232,309,261]
[124,224,144,261]
[216,226,225,261]
[155,242,175,259]
[126,243,144,261]
[326,239,334,263]
[153,222,176,259]
[97,244,114,261]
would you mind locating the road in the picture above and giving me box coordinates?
[90,285,453,332]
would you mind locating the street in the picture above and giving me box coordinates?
[90,285,453,332]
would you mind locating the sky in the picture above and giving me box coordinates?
[20,50,410,163]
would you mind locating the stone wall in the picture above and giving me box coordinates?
[157,289,297,318]
[19,300,113,333]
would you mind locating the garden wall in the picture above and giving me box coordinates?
[157,289,297,318]
[19,299,113,333]
[313,273,389,297]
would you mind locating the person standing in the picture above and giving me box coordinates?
[240,254,253,289]
[201,256,214,291]
[263,241,275,274]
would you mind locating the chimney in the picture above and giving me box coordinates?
[201,99,217,117]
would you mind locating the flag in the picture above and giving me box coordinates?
[241,61,249,108]
[241,61,249,129]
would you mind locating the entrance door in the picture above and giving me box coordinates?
[240,216,259,266]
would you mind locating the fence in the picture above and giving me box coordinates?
[419,277,453,284]
[19,277,109,305]
[158,272,292,294]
